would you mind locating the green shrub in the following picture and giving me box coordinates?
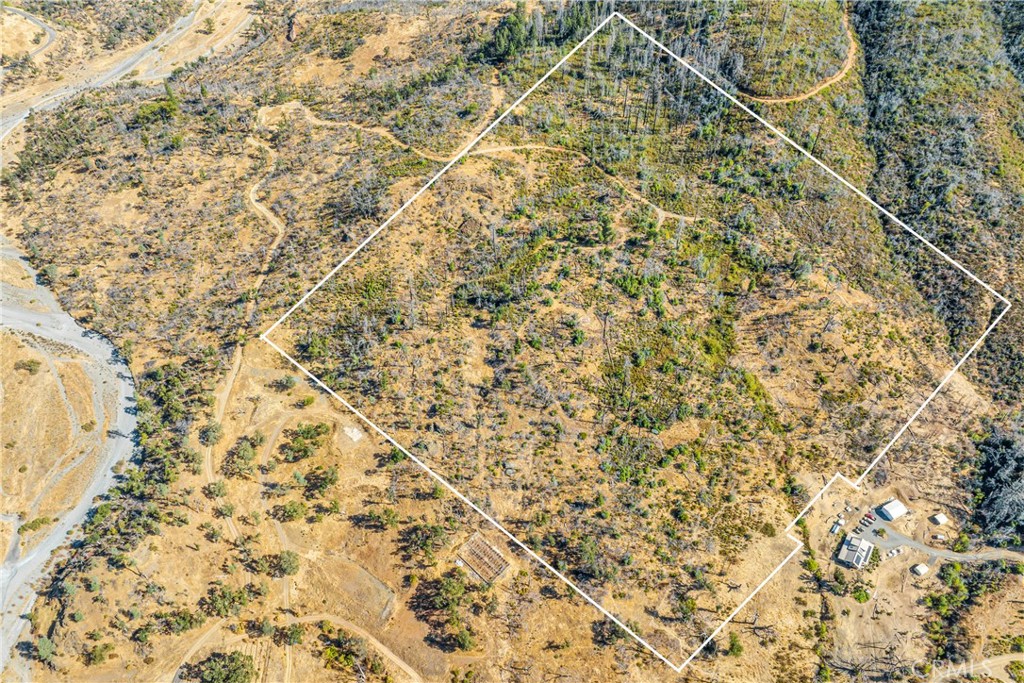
[134,98,179,127]
[194,651,255,683]
[481,3,528,64]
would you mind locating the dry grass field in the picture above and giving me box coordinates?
[2,2,1022,683]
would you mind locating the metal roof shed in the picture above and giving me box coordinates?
[878,499,908,521]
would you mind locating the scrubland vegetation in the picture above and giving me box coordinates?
[923,560,1023,662]
[854,2,1023,396]
[20,0,186,49]
[278,4,1011,663]
[2,1,1022,682]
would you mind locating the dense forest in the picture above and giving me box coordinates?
[974,423,1024,545]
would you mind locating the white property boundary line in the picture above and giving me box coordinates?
[261,333,794,672]
[260,12,1012,672]
[262,12,617,340]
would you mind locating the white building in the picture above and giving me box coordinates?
[930,513,949,526]
[878,499,909,521]
[911,564,929,576]
[838,537,875,569]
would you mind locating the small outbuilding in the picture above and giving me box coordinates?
[930,513,949,526]
[911,564,929,576]
[878,499,909,521]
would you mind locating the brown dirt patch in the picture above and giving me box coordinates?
[1,12,45,58]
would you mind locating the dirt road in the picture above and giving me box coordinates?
[0,0,251,141]
[1,6,57,62]
[292,613,424,683]
[274,82,506,164]
[470,144,690,226]
[929,652,1024,682]
[200,137,285,501]
[740,5,857,105]
[866,517,1024,565]
[1,3,259,668]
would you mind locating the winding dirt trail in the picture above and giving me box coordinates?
[272,91,694,234]
[291,613,424,683]
[163,618,225,683]
[469,144,690,226]
[299,115,699,233]
[200,137,285,506]
[301,110,447,162]
[1,6,57,62]
[272,80,505,164]
[245,139,287,248]
[740,5,857,105]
